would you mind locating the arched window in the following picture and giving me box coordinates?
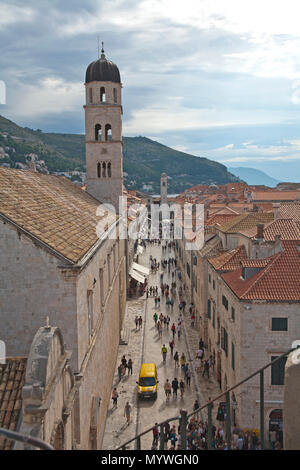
[107,162,111,177]
[113,88,117,103]
[100,87,106,102]
[97,162,101,178]
[102,162,106,178]
[105,124,112,141]
[95,124,102,141]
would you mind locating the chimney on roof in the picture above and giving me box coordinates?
[256,223,264,241]
[273,202,280,219]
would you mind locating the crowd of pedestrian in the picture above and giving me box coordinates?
[151,415,264,450]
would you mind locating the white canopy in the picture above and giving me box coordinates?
[132,261,149,276]
[129,269,145,284]
[137,245,144,255]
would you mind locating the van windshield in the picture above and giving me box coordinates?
[139,377,156,386]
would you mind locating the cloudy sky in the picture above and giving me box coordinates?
[1,0,300,181]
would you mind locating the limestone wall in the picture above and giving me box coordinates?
[0,220,78,368]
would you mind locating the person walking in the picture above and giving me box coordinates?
[172,377,179,398]
[127,358,133,375]
[202,359,210,379]
[124,402,132,425]
[169,339,174,357]
[177,323,181,339]
[153,312,158,326]
[138,316,143,330]
[193,399,200,419]
[171,323,176,338]
[118,363,123,381]
[164,379,172,402]
[174,351,179,368]
[186,368,191,386]
[158,323,163,338]
[135,315,139,330]
[162,344,167,363]
[179,379,185,398]
[180,353,186,369]
[112,388,119,408]
[152,423,159,448]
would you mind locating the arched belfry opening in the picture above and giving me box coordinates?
[102,162,106,178]
[100,87,106,102]
[95,124,102,141]
[107,162,111,177]
[105,124,112,141]
[97,162,101,178]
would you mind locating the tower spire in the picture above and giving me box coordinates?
[101,41,106,60]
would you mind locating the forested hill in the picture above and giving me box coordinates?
[0,115,239,194]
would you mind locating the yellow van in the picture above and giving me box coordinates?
[136,363,158,399]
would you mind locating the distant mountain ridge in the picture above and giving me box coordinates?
[0,115,239,194]
[228,166,279,187]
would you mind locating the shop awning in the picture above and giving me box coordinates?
[132,262,149,276]
[129,269,145,284]
[137,245,144,255]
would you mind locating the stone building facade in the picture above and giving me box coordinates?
[15,325,76,450]
[0,168,127,449]
[206,240,300,440]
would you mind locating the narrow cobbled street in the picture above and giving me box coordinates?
[103,241,220,450]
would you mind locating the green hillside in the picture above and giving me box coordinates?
[0,115,238,193]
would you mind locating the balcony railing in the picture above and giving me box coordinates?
[0,427,54,450]
[116,346,300,450]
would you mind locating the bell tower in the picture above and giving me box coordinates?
[84,45,123,211]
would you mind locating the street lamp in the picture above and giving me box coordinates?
[232,392,238,427]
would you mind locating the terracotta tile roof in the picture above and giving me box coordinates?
[240,259,270,268]
[206,213,240,227]
[0,358,27,450]
[200,235,223,257]
[208,245,247,272]
[239,218,300,241]
[0,168,116,264]
[218,212,274,233]
[222,241,300,301]
[279,202,300,222]
[251,190,300,202]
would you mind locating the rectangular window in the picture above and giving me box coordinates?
[207,299,211,319]
[231,307,235,322]
[89,88,93,103]
[222,295,229,310]
[272,318,288,331]
[87,290,93,338]
[221,327,228,356]
[99,268,104,307]
[186,262,190,278]
[232,343,235,370]
[212,306,215,328]
[209,274,211,284]
[271,355,287,385]
[213,280,216,290]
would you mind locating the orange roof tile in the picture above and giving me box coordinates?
[222,241,300,301]
[252,191,300,202]
[218,212,274,234]
[208,245,247,272]
[0,358,27,450]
